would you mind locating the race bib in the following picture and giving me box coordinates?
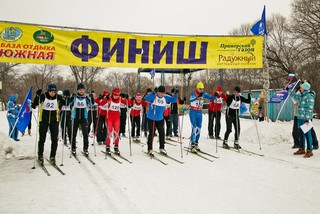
[109,101,120,111]
[74,98,87,109]
[229,99,241,109]
[42,98,58,111]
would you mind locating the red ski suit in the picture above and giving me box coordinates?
[106,97,127,147]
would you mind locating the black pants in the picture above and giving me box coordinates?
[224,115,240,141]
[208,111,221,137]
[96,115,107,142]
[131,116,141,137]
[119,113,127,134]
[72,119,89,151]
[60,111,72,143]
[147,118,165,151]
[292,116,300,147]
[164,116,171,136]
[38,122,59,158]
[88,110,97,134]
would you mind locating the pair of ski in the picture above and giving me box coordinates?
[183,146,218,162]
[101,151,132,164]
[220,146,264,157]
[36,159,65,176]
[71,152,96,165]
[142,150,184,165]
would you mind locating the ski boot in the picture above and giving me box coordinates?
[136,136,141,143]
[144,132,147,137]
[174,133,179,137]
[209,135,214,139]
[72,149,76,156]
[194,142,200,151]
[148,149,154,157]
[166,136,171,140]
[38,156,44,166]
[28,129,31,136]
[191,144,197,153]
[106,147,111,155]
[49,157,56,165]
[83,149,89,156]
[215,136,221,140]
[160,148,167,155]
[222,140,230,149]
[114,147,120,155]
[234,141,242,150]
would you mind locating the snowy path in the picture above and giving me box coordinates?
[1,111,320,214]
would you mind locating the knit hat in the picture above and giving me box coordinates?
[136,93,142,99]
[217,86,223,92]
[158,85,165,93]
[196,82,204,89]
[234,86,241,93]
[301,82,311,90]
[57,90,63,95]
[112,88,120,95]
[146,88,152,93]
[77,83,85,90]
[47,84,57,92]
[103,90,109,96]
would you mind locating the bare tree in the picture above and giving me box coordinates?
[0,62,20,105]
[69,66,104,91]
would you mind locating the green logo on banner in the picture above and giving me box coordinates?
[33,30,54,44]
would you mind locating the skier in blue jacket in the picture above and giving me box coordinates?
[7,93,20,141]
[189,82,216,152]
[145,85,178,155]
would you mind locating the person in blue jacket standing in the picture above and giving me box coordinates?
[145,85,178,155]
[7,93,20,141]
[189,82,216,152]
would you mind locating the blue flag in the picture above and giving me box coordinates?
[269,81,299,103]
[240,102,248,115]
[251,6,267,36]
[16,87,32,133]
[150,69,156,79]
[123,74,129,84]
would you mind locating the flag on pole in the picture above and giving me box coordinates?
[268,80,300,103]
[251,6,267,36]
[288,73,295,80]
[150,69,156,79]
[16,87,32,133]
[123,74,129,84]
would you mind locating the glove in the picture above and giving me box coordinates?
[153,87,158,93]
[120,93,125,98]
[214,92,218,97]
[106,95,110,100]
[197,92,203,98]
[36,89,42,96]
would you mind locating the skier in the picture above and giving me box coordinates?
[119,93,129,137]
[31,84,64,165]
[163,94,172,140]
[208,86,227,139]
[7,93,20,141]
[145,85,178,155]
[141,88,152,137]
[222,86,251,150]
[170,88,180,137]
[87,90,98,138]
[94,90,109,145]
[69,83,93,156]
[60,89,72,146]
[287,82,315,158]
[189,82,216,152]
[130,93,146,142]
[105,88,127,155]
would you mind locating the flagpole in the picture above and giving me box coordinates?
[263,34,270,123]
[275,80,300,121]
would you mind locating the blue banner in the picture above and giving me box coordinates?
[16,87,32,133]
[269,81,299,103]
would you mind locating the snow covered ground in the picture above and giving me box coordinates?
[1,110,320,214]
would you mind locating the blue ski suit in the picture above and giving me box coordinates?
[7,94,19,140]
[189,91,215,145]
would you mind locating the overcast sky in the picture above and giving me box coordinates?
[0,0,293,35]
[0,0,293,74]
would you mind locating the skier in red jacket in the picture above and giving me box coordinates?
[130,93,146,142]
[105,88,127,154]
[94,90,109,145]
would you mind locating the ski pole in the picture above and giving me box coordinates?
[31,106,40,169]
[60,97,68,166]
[249,110,262,150]
[126,96,132,156]
[89,96,97,156]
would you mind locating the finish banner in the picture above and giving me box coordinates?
[0,21,263,69]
